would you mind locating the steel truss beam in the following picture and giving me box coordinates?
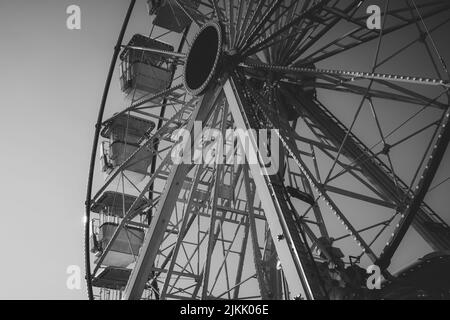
[123,86,224,299]
[224,77,327,300]
[282,86,450,256]
[377,106,450,269]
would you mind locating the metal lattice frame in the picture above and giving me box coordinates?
[85,0,450,300]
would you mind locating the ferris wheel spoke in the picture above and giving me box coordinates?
[322,91,445,187]
[409,0,450,79]
[428,176,450,193]
[91,152,174,276]
[245,0,365,61]
[93,104,193,202]
[122,172,150,201]
[238,0,290,53]
[124,166,194,297]
[376,106,450,270]
[225,77,325,299]
[297,1,450,66]
[208,219,245,297]
[123,85,225,299]
[120,44,186,59]
[377,18,450,71]
[282,86,450,257]
[250,0,329,56]
[241,62,450,89]
[242,167,272,299]
[87,0,450,300]
[240,0,329,58]
[103,84,185,126]
[268,0,359,64]
[289,1,378,64]
[208,0,225,24]
[236,0,269,51]
[129,86,188,112]
[278,93,413,273]
[231,0,246,49]
[311,76,447,109]
[244,80,379,260]
[232,75,394,296]
[153,212,208,290]
[281,0,363,64]
[320,151,392,202]
[246,65,446,215]
[278,2,318,64]
[247,29,317,64]
[159,164,204,298]
[368,98,404,196]
[214,273,257,300]
[224,0,235,49]
[233,0,259,50]
[370,79,449,108]
[389,119,440,151]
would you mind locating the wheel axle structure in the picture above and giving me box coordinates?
[85,0,450,300]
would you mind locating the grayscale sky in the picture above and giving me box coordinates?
[0,0,448,300]
[0,0,151,299]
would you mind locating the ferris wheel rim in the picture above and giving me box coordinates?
[85,0,450,300]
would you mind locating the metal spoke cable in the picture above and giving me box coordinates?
[240,63,450,88]
[321,0,390,186]
[326,90,448,184]
[367,98,400,194]
[411,0,450,80]
[375,17,450,69]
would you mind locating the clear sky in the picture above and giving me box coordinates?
[0,0,151,299]
[0,0,449,300]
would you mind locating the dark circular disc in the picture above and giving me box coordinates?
[183,22,223,96]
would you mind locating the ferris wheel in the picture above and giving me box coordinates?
[85,0,450,300]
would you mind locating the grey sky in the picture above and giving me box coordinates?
[0,0,139,299]
[0,0,448,299]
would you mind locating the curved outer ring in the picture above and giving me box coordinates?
[183,21,223,96]
[85,0,137,300]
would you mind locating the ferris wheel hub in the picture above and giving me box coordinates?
[183,21,224,96]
